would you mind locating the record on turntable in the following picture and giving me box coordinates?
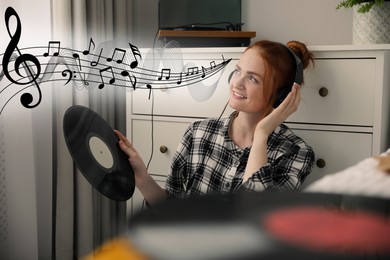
[127,192,390,260]
[63,105,135,201]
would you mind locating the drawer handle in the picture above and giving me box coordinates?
[316,159,326,168]
[319,87,328,97]
[159,145,168,153]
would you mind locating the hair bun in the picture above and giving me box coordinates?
[287,41,314,69]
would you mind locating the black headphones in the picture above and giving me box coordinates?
[228,45,303,108]
[274,45,303,108]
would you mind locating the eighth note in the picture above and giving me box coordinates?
[158,68,170,80]
[98,66,115,89]
[83,38,95,55]
[186,67,199,75]
[107,48,126,64]
[43,41,60,57]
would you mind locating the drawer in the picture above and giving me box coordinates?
[129,175,166,217]
[290,128,372,188]
[287,58,376,126]
[131,119,193,176]
[132,120,372,189]
[132,55,238,118]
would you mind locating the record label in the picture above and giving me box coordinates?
[63,105,135,201]
[263,206,390,255]
[89,135,114,169]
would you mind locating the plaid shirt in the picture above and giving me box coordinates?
[165,112,315,198]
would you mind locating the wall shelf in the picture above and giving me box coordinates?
[158,30,256,47]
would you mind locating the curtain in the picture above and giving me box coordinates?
[46,0,133,259]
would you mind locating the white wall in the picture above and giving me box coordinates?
[133,0,354,47]
[243,0,353,45]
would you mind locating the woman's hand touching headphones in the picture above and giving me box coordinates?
[256,83,301,137]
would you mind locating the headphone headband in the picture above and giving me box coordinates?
[272,44,304,108]
[284,45,303,85]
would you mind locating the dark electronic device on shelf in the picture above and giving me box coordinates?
[158,0,254,47]
[158,0,242,31]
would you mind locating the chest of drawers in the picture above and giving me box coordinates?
[288,45,390,187]
[126,45,390,216]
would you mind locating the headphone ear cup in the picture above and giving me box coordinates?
[273,86,291,108]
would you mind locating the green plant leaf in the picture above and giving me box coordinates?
[336,0,386,13]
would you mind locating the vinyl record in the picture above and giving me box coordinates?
[63,105,135,201]
[127,192,390,260]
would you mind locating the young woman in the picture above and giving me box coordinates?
[115,40,315,205]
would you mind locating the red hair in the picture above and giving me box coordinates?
[245,40,314,112]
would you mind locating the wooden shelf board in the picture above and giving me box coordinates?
[158,30,256,38]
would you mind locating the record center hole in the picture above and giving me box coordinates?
[89,136,114,170]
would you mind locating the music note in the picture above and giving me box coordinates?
[121,70,137,90]
[107,48,126,64]
[72,52,89,85]
[201,66,206,78]
[43,41,61,57]
[129,43,141,69]
[177,72,183,85]
[73,53,82,71]
[2,7,42,109]
[158,68,170,81]
[83,38,95,55]
[76,71,90,86]
[91,48,103,67]
[186,67,199,75]
[210,61,216,69]
[81,72,90,86]
[98,66,115,89]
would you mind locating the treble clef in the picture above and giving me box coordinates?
[2,7,42,109]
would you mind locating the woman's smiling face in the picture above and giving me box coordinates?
[228,47,266,114]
